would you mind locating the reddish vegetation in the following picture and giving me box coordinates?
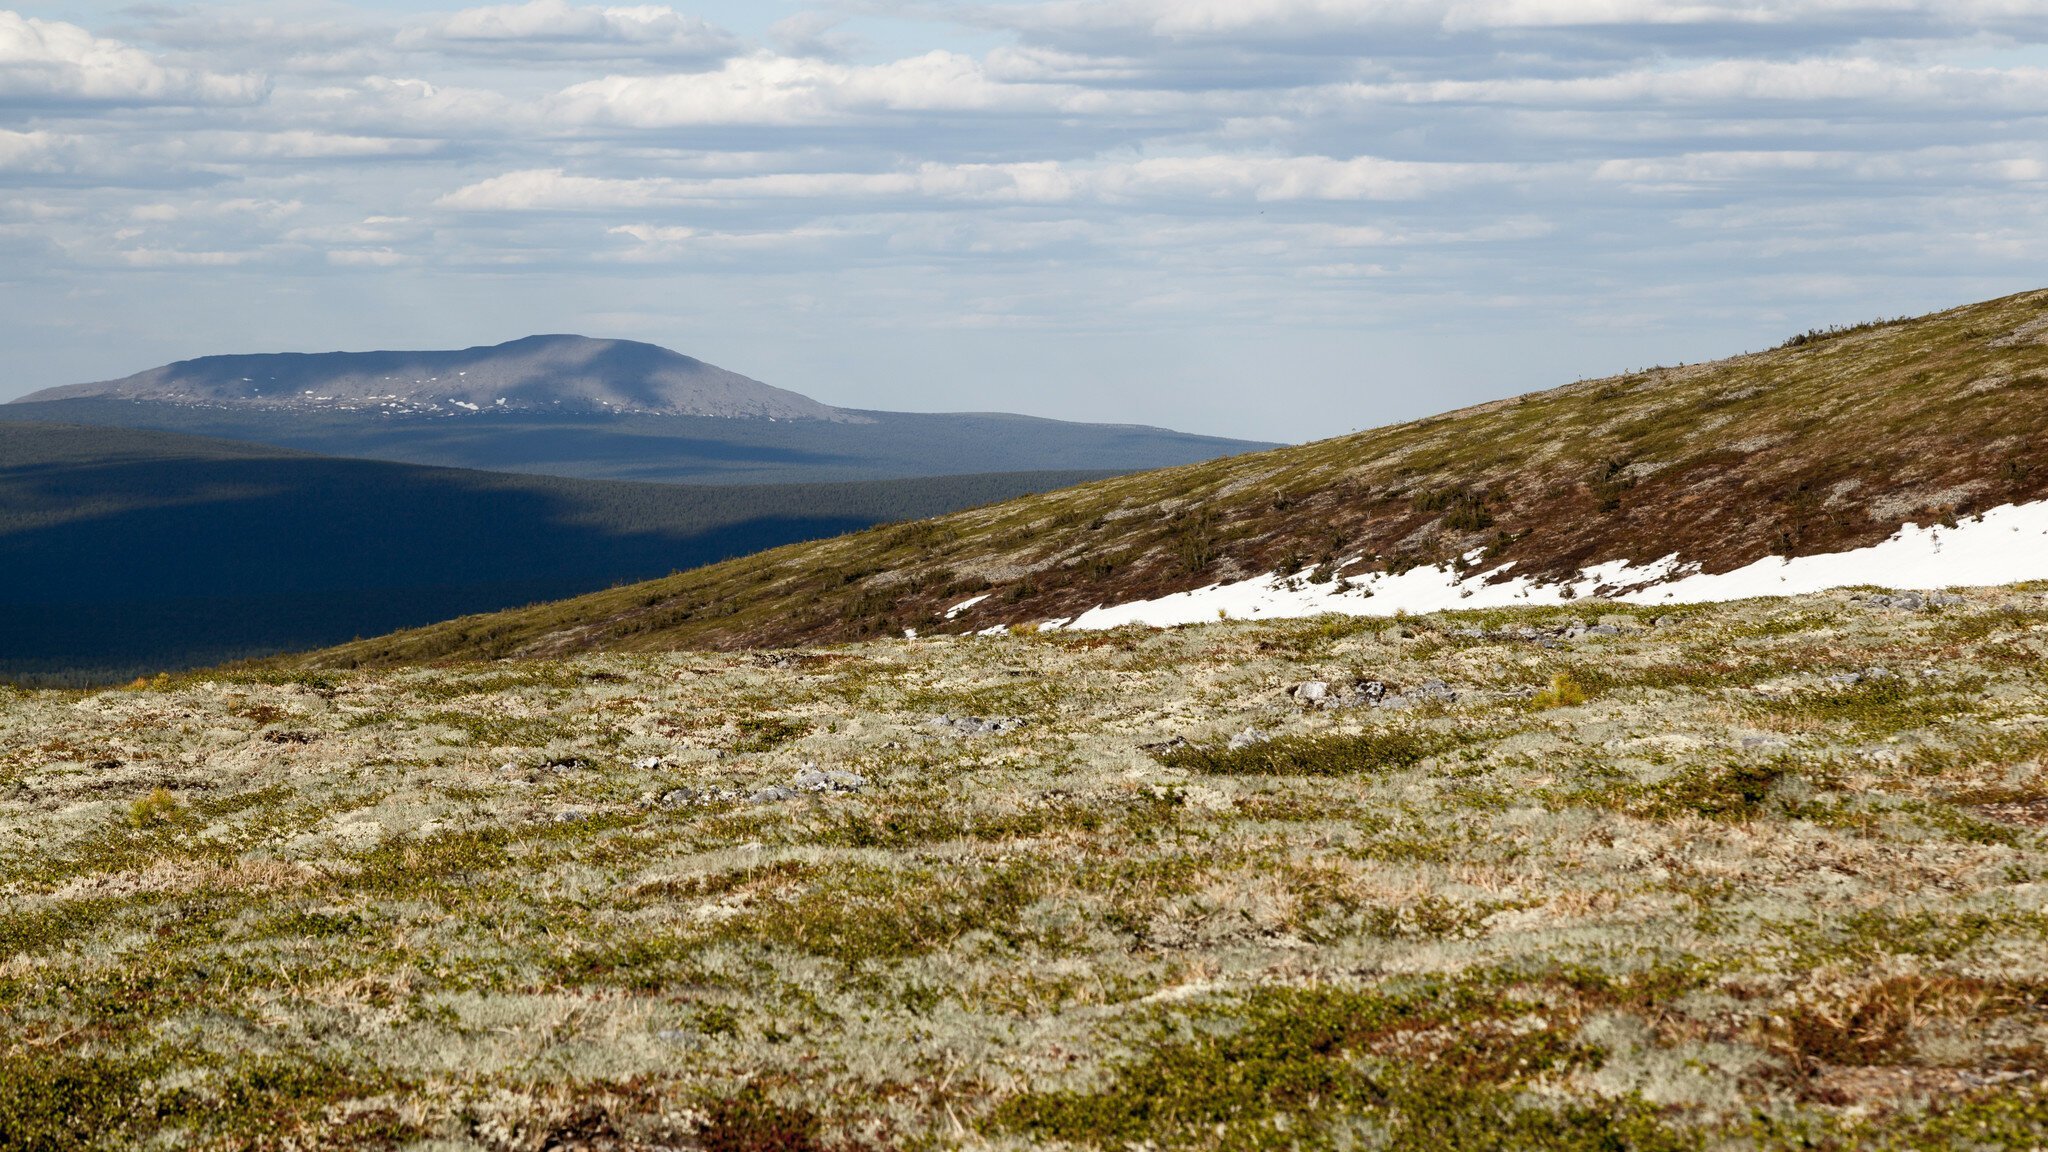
[304,289,2048,668]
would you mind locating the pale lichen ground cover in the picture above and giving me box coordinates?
[5,587,2048,1150]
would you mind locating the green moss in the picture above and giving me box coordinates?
[718,861,1050,967]
[343,827,512,900]
[1156,728,1466,777]
[0,1048,154,1152]
[1642,757,1800,821]
[989,984,1695,1152]
[1753,675,1984,737]
[732,715,812,753]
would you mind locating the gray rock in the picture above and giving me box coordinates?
[1227,727,1270,751]
[1375,679,1458,710]
[929,714,1026,736]
[793,766,866,794]
[657,787,699,808]
[1586,624,1621,636]
[748,785,795,805]
[1294,680,1330,703]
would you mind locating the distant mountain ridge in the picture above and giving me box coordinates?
[6,337,1275,486]
[15,334,853,421]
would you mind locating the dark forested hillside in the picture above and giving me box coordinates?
[0,422,1112,683]
[0,401,1274,486]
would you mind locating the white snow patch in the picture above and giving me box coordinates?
[1046,500,2048,632]
[945,593,992,619]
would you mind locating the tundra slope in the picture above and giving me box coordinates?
[4,588,2048,1147]
[298,288,2048,671]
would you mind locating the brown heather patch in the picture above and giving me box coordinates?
[285,288,2048,670]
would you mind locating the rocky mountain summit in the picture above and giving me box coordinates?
[14,334,854,421]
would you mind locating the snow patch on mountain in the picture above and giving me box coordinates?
[1046,499,2048,631]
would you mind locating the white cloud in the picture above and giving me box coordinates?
[1341,57,2048,110]
[118,247,260,267]
[326,248,413,266]
[977,0,2048,39]
[0,129,66,173]
[0,12,265,106]
[547,51,1109,126]
[400,0,738,62]
[438,153,1494,211]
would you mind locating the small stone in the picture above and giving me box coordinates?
[748,785,795,805]
[1586,624,1621,636]
[1295,680,1330,703]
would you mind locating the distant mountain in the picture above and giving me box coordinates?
[292,287,2048,669]
[5,337,1276,485]
[0,420,1114,684]
[15,334,850,421]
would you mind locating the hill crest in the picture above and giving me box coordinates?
[293,287,2048,669]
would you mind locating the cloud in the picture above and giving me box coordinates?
[972,0,2048,40]
[0,12,266,106]
[0,129,67,173]
[768,13,863,60]
[326,248,413,266]
[439,154,1500,211]
[546,51,1109,126]
[399,1,738,63]
[1337,57,2048,111]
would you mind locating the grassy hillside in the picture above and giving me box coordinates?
[0,401,1275,486]
[6,588,2048,1146]
[0,422,1113,683]
[302,288,2048,670]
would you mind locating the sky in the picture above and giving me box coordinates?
[2,1,2046,442]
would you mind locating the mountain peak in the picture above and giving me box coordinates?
[17,336,851,421]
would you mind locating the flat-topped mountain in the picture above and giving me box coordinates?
[4,338,1274,485]
[15,334,852,421]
